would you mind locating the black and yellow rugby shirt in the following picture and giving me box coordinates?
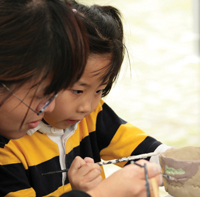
[0,99,166,196]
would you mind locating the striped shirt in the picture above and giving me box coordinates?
[0,99,165,196]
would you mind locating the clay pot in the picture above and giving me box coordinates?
[159,146,200,197]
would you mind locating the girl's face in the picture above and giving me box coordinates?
[0,76,56,139]
[44,54,110,129]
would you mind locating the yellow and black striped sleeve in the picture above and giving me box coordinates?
[66,99,162,168]
[0,132,70,196]
[0,99,162,196]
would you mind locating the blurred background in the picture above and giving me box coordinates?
[78,0,200,196]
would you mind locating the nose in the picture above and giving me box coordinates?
[36,99,56,114]
[43,99,56,113]
[77,97,92,114]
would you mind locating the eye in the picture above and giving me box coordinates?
[72,90,83,94]
[37,95,45,99]
[96,89,103,94]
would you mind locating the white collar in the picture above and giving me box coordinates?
[27,121,78,136]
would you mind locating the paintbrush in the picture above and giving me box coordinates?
[42,168,69,176]
[97,152,160,166]
[42,152,160,176]
[161,173,178,181]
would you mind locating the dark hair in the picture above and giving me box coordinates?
[69,0,125,97]
[0,0,88,96]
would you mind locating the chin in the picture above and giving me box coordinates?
[14,131,27,139]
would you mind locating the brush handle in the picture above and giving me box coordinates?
[161,173,177,181]
[42,152,160,176]
[97,152,160,166]
[42,169,68,176]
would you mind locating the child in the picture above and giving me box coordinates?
[0,2,165,196]
[44,1,170,190]
[0,0,88,141]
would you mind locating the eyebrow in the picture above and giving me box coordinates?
[76,81,108,87]
[76,82,90,87]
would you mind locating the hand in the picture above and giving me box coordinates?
[68,156,102,192]
[87,159,162,197]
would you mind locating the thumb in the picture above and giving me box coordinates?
[70,156,86,172]
[84,157,94,163]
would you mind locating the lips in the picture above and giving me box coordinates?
[65,119,81,125]
[28,119,42,129]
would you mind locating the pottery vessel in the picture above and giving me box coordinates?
[159,146,200,197]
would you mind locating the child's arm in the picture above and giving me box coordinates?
[68,156,102,192]
[91,100,171,166]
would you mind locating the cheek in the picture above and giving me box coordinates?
[0,98,26,120]
[44,102,70,123]
[0,103,35,139]
[43,106,72,129]
[54,94,74,114]
[92,95,102,111]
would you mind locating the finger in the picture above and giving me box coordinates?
[78,163,102,177]
[134,160,162,189]
[84,174,102,191]
[69,156,86,173]
[151,173,162,186]
[77,173,102,192]
[136,160,161,178]
[82,167,102,182]
[84,157,94,163]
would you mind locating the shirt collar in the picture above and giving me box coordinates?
[0,134,10,148]
[27,120,78,136]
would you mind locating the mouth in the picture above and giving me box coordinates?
[28,119,42,129]
[65,119,81,125]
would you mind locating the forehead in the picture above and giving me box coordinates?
[10,74,53,95]
[83,54,111,78]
